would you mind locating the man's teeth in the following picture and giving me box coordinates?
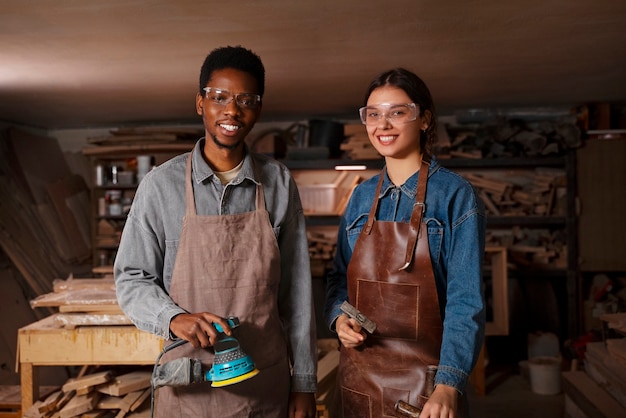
[220,124,239,132]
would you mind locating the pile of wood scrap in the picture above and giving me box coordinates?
[584,335,626,409]
[23,368,152,418]
[460,168,566,217]
[486,227,567,270]
[29,276,129,327]
[441,116,581,158]
[340,124,381,160]
[307,228,338,277]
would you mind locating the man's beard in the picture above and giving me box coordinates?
[210,132,242,151]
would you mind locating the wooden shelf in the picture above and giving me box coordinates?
[282,155,567,170]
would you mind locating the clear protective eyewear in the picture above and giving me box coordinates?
[358,103,418,125]
[203,87,261,109]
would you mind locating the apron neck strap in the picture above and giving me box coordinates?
[363,167,387,235]
[184,149,266,216]
[185,152,196,216]
[399,161,429,271]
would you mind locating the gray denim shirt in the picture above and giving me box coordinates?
[114,139,317,393]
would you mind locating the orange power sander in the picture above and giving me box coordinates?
[151,316,260,390]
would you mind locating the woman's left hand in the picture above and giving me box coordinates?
[419,384,459,418]
[288,392,316,418]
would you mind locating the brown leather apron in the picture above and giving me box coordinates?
[155,153,290,417]
[338,164,444,418]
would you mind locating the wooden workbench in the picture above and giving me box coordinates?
[17,314,163,412]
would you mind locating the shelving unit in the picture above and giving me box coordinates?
[286,151,579,340]
[82,143,194,274]
[80,143,579,340]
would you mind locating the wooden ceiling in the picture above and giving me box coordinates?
[1,0,625,129]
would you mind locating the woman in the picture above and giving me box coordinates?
[325,68,486,418]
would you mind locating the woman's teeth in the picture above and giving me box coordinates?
[379,135,395,144]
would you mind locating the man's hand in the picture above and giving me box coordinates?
[169,312,232,348]
[336,314,367,348]
[289,392,316,418]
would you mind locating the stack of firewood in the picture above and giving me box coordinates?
[460,168,566,217]
[486,227,567,269]
[307,229,338,277]
[440,116,581,158]
[23,369,152,417]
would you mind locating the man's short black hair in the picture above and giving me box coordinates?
[199,45,265,97]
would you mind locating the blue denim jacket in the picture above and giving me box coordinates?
[324,156,486,392]
[114,139,317,393]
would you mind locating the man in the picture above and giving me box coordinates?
[115,45,317,417]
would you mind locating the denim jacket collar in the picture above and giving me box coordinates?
[379,156,441,200]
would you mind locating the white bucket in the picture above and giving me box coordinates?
[528,356,562,395]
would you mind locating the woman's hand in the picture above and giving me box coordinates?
[288,392,316,418]
[169,312,232,348]
[420,384,459,418]
[335,314,367,348]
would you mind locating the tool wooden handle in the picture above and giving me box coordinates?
[395,400,421,417]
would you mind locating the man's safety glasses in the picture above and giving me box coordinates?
[203,87,261,109]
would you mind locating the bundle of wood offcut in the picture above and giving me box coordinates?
[307,228,338,277]
[486,227,567,269]
[29,276,131,328]
[23,369,152,418]
[461,168,566,217]
[583,314,626,410]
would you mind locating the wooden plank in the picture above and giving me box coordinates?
[58,305,124,314]
[37,390,63,414]
[53,314,132,329]
[485,247,509,336]
[562,371,626,418]
[96,372,151,397]
[58,392,100,418]
[95,395,124,410]
[113,389,149,416]
[53,278,115,293]
[129,389,150,412]
[81,143,194,157]
[601,313,626,334]
[63,372,114,393]
[29,289,118,309]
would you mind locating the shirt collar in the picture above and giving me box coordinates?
[191,138,261,185]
